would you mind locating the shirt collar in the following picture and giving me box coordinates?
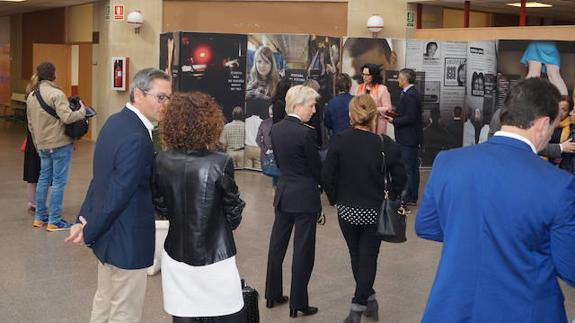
[126,102,154,139]
[494,131,536,154]
[403,84,415,93]
[288,113,302,121]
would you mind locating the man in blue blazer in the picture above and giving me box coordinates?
[66,68,171,323]
[386,68,423,206]
[416,78,575,323]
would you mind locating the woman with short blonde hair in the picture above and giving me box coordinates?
[285,85,320,115]
[322,94,406,323]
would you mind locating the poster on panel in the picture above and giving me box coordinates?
[341,37,405,100]
[307,35,340,104]
[406,40,467,166]
[245,34,310,120]
[244,34,310,170]
[497,40,575,109]
[464,41,497,148]
[173,32,248,122]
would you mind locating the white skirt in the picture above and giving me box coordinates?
[161,250,244,317]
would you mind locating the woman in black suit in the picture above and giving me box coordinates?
[322,95,406,323]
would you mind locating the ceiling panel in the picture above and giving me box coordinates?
[409,0,575,21]
[0,0,93,17]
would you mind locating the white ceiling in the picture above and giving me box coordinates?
[409,0,575,21]
[0,0,93,17]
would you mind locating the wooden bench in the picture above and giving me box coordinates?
[6,93,27,122]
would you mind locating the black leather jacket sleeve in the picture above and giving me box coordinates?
[152,162,169,219]
[218,158,245,230]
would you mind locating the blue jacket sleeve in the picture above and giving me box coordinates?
[415,152,444,242]
[550,178,575,286]
[83,134,149,245]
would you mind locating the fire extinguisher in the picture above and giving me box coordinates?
[114,61,122,88]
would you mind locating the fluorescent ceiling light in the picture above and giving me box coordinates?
[507,2,553,7]
[0,0,27,2]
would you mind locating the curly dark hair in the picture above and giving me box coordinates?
[160,92,224,151]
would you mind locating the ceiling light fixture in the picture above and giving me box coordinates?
[507,2,553,8]
[0,0,27,2]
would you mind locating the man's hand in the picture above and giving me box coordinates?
[561,138,575,154]
[65,216,87,245]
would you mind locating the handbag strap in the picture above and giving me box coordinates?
[33,88,60,120]
[379,135,390,196]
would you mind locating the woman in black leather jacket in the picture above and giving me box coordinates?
[153,92,246,323]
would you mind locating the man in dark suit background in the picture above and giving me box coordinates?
[385,68,423,206]
[66,68,171,323]
[265,85,322,318]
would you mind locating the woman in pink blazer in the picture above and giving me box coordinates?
[356,64,392,135]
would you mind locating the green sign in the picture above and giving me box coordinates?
[407,9,415,28]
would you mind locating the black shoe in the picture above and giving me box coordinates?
[289,306,318,318]
[364,299,379,321]
[266,296,289,308]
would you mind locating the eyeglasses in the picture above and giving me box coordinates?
[144,91,171,104]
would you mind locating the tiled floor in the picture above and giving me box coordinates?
[0,120,573,323]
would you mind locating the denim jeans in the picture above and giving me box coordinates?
[35,144,73,224]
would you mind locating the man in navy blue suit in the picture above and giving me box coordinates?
[66,68,171,323]
[416,78,575,323]
[386,68,422,206]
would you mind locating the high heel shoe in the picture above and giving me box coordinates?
[266,296,288,308]
[289,306,318,318]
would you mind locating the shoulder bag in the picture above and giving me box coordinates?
[33,89,89,140]
[376,135,407,243]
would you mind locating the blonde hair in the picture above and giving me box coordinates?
[25,74,39,97]
[349,95,377,127]
[285,85,320,114]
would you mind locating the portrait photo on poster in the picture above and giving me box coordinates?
[245,34,309,120]
[341,37,402,95]
[423,41,440,65]
[444,58,466,87]
[471,72,485,97]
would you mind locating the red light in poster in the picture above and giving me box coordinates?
[193,45,212,64]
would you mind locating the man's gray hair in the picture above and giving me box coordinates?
[129,68,171,103]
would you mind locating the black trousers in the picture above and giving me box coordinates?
[338,216,381,306]
[399,145,420,202]
[265,209,317,310]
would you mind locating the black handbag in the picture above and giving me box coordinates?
[241,279,260,323]
[376,136,407,243]
[33,89,89,140]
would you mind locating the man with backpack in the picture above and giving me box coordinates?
[26,62,86,231]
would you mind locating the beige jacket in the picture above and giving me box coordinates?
[26,81,86,150]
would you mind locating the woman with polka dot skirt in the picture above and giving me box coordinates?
[322,95,406,323]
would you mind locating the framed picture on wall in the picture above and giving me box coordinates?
[111,56,129,91]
